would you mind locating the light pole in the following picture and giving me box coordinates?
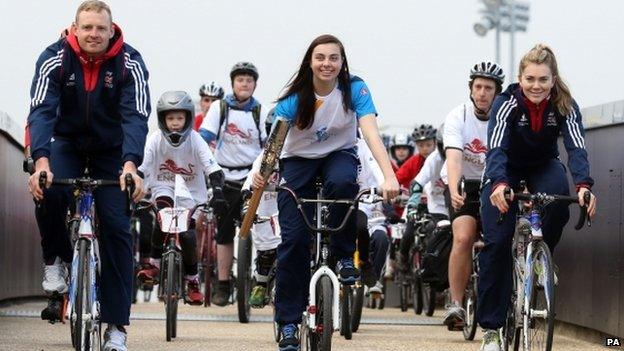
[473,0,530,81]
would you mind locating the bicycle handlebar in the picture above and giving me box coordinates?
[277,186,384,233]
[134,200,209,222]
[500,187,591,230]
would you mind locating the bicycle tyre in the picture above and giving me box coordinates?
[200,215,215,307]
[423,283,436,317]
[412,276,423,315]
[165,252,176,342]
[350,284,364,332]
[463,275,478,340]
[400,282,409,312]
[236,235,252,323]
[523,241,555,351]
[340,285,352,339]
[318,275,333,351]
[378,279,386,310]
[73,239,90,351]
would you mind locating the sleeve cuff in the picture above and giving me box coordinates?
[31,149,50,162]
[575,183,591,192]
[493,181,508,191]
[122,154,141,167]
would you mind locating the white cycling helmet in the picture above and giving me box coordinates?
[199,82,224,99]
[470,61,505,86]
[157,91,195,147]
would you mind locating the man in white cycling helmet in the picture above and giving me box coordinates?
[442,61,504,331]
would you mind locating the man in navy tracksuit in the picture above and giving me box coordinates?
[477,77,595,349]
[26,1,149,349]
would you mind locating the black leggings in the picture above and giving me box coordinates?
[150,196,198,275]
[216,181,244,245]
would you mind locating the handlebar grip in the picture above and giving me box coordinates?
[39,171,47,189]
[124,173,135,216]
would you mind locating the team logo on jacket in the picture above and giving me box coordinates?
[159,160,195,176]
[359,87,369,96]
[546,112,557,127]
[104,71,114,89]
[224,123,252,140]
[315,127,330,142]
[518,114,529,127]
[66,73,76,87]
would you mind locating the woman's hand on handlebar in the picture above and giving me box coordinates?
[251,171,266,190]
[578,187,596,219]
[490,183,512,213]
[380,176,400,203]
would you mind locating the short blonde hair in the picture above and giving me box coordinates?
[75,0,113,24]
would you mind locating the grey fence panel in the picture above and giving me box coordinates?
[0,129,42,301]
[556,123,624,337]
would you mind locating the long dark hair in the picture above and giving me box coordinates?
[278,34,352,130]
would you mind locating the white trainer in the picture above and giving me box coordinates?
[42,257,68,294]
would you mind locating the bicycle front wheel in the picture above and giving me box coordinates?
[317,275,333,351]
[340,285,352,339]
[523,241,555,351]
[236,235,252,323]
[72,239,91,351]
[164,252,178,342]
[463,274,478,340]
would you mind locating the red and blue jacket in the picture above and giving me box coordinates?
[484,83,593,190]
[27,24,150,166]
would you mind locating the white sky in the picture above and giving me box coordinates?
[1,0,623,136]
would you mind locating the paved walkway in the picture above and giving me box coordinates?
[0,299,609,351]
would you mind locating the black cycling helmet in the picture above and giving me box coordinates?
[230,61,259,81]
[199,82,224,99]
[156,91,195,147]
[411,124,436,142]
[436,123,445,160]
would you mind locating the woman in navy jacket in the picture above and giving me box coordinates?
[477,44,597,350]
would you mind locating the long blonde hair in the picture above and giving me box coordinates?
[518,44,573,116]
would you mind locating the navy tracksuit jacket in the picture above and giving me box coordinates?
[477,83,593,329]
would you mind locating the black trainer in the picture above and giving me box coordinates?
[336,258,359,285]
[41,291,63,323]
[278,323,300,351]
[212,281,231,307]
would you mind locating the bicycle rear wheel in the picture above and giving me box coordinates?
[340,285,352,339]
[236,235,252,323]
[523,241,555,351]
[350,284,364,332]
[72,239,91,351]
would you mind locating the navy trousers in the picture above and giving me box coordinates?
[35,137,133,325]
[274,149,359,325]
[477,159,570,329]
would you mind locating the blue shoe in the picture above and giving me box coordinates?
[278,324,300,351]
[336,258,359,285]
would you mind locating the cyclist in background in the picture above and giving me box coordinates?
[398,124,449,268]
[26,1,148,349]
[442,61,504,331]
[395,125,437,189]
[198,62,268,306]
[249,34,399,351]
[137,91,227,305]
[194,82,224,131]
[389,133,414,172]
[478,44,596,351]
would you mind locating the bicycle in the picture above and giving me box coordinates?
[279,180,380,351]
[38,170,133,351]
[406,205,438,317]
[196,191,218,307]
[136,199,210,342]
[500,185,591,351]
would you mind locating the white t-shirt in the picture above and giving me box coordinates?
[414,149,448,216]
[441,100,489,182]
[199,101,268,180]
[275,77,377,159]
[139,131,222,209]
[356,138,385,190]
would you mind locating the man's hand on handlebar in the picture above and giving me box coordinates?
[380,176,400,203]
[28,157,53,201]
[120,161,144,202]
